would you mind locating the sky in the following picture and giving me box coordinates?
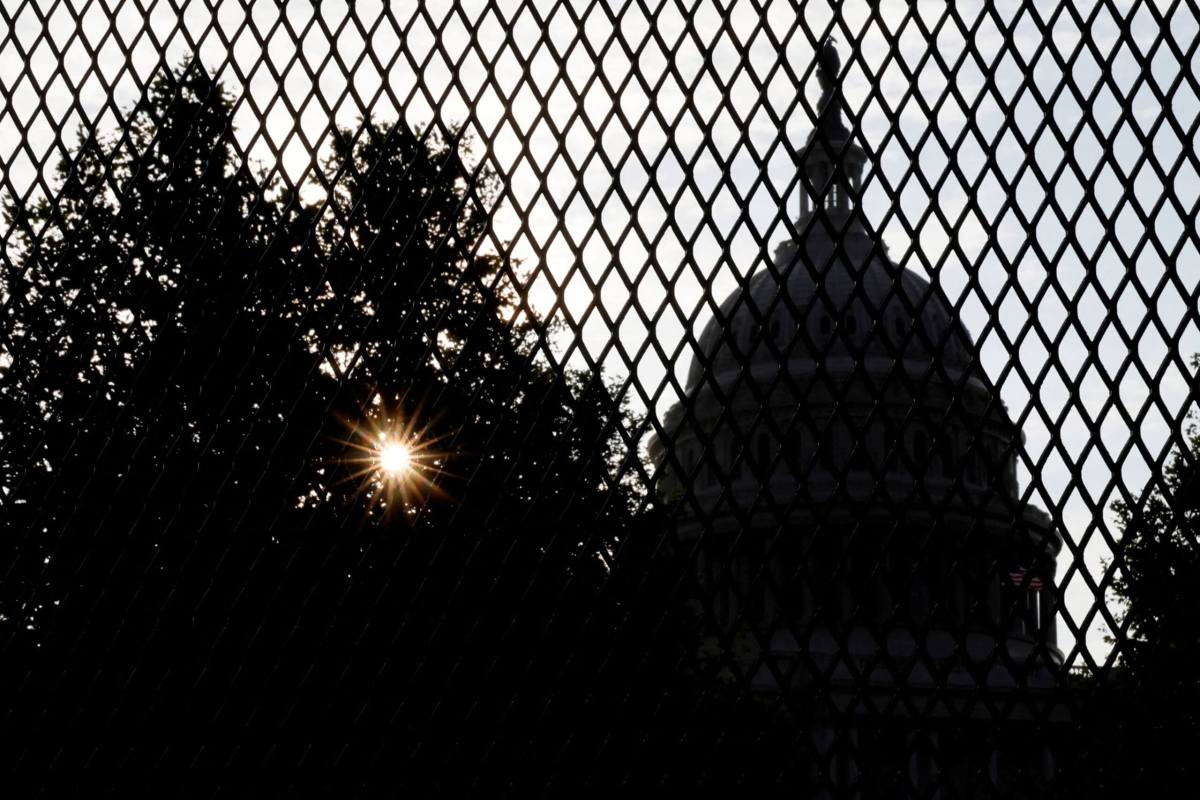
[1,0,1198,668]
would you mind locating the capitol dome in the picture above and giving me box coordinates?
[650,42,1063,718]
[653,39,1032,514]
[684,227,977,395]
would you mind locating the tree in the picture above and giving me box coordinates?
[251,118,648,779]
[1,60,646,783]
[1111,419,1200,674]
[0,127,131,645]
[1069,366,1200,795]
[0,60,314,768]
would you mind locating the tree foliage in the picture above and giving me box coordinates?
[1111,414,1200,671]
[0,60,653,781]
[1069,374,1200,796]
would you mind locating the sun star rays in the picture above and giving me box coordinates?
[331,403,450,515]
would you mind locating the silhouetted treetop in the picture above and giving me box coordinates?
[1,59,649,782]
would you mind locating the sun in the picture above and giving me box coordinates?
[323,400,450,516]
[378,440,412,477]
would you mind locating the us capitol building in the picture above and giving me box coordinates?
[649,43,1066,795]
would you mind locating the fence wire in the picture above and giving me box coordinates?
[1,1,1199,795]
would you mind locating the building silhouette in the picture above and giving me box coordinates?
[650,41,1066,795]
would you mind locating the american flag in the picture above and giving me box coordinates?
[1008,567,1043,591]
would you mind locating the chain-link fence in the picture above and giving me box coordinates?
[2,1,1198,795]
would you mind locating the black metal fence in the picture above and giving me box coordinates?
[2,1,1198,795]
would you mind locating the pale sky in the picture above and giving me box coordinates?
[2,0,1198,669]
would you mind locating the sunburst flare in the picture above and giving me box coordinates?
[329,402,449,514]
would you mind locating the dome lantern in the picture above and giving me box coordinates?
[799,39,867,221]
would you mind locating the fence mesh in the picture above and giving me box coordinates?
[2,1,1199,795]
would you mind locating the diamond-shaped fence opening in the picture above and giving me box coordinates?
[1,1,1198,794]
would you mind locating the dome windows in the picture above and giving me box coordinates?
[735,311,789,353]
[744,312,787,353]
[815,311,860,342]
